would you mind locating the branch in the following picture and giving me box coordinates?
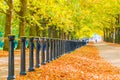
[14,9,20,15]
[0,8,6,14]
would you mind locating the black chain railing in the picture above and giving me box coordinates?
[7,35,87,80]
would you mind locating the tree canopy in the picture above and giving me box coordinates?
[0,0,120,39]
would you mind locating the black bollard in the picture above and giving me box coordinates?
[28,37,34,71]
[20,37,26,75]
[59,40,61,57]
[46,38,50,63]
[50,39,53,61]
[62,40,64,54]
[53,39,56,60]
[7,35,15,80]
[62,40,65,54]
[35,37,40,68]
[59,40,62,56]
[55,40,58,59]
[54,39,56,59]
[61,40,63,54]
[63,40,65,54]
[61,40,63,55]
[57,39,60,58]
[41,38,46,65]
[52,39,55,60]
[65,40,68,53]
[56,40,59,58]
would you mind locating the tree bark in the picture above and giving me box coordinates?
[36,25,41,36]
[17,0,27,49]
[19,0,27,36]
[3,0,13,51]
[29,24,36,36]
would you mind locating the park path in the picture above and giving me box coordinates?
[0,50,43,80]
[95,42,120,67]
[0,53,30,80]
[0,42,120,80]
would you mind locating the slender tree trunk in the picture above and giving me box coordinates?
[59,29,64,39]
[3,0,13,51]
[17,0,27,49]
[42,23,47,37]
[19,0,27,36]
[29,24,36,36]
[103,28,106,41]
[115,27,118,43]
[36,25,40,36]
[118,28,120,43]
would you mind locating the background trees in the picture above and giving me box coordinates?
[0,0,120,50]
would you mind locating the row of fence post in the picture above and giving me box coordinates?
[7,35,87,80]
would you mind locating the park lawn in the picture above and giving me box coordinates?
[16,43,120,80]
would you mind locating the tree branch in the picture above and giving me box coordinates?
[0,8,6,14]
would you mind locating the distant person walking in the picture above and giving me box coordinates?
[95,39,97,43]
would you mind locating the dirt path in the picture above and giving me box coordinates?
[95,42,120,67]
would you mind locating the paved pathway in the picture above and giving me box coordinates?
[95,42,120,67]
[0,51,43,80]
[0,53,30,80]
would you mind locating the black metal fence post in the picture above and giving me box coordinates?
[41,38,46,65]
[28,37,34,71]
[20,36,26,75]
[7,35,15,80]
[50,39,53,61]
[61,40,63,55]
[35,37,40,68]
[57,39,59,58]
[60,40,62,56]
[46,38,50,63]
[59,40,61,56]
[52,39,55,60]
[58,40,60,57]
[53,39,55,60]
[61,39,63,55]
[63,40,66,54]
[54,39,57,59]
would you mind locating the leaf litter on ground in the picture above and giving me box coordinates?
[16,43,120,80]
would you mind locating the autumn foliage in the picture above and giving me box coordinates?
[16,44,120,80]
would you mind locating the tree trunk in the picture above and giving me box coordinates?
[17,0,27,49]
[29,24,36,36]
[3,0,13,51]
[104,28,106,41]
[118,27,120,43]
[41,23,47,37]
[36,25,41,36]
[59,29,64,39]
